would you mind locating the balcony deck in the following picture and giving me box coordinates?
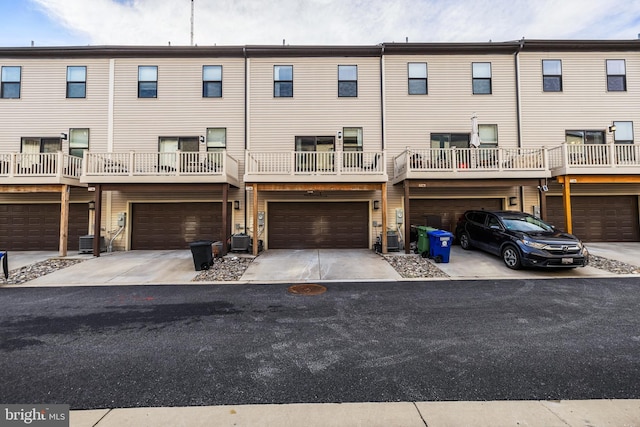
[0,152,83,186]
[244,151,388,183]
[549,144,640,176]
[392,147,550,184]
[81,151,240,187]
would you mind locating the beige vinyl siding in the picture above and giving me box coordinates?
[0,58,110,152]
[384,54,519,159]
[112,57,245,163]
[519,51,640,147]
[247,57,382,151]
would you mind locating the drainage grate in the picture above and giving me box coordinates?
[287,284,327,295]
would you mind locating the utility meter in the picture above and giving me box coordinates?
[395,208,404,224]
[117,212,126,227]
[257,211,265,226]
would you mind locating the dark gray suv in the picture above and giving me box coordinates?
[455,210,589,269]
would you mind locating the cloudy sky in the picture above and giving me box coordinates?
[2,0,640,47]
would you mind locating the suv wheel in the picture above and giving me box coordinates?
[502,245,521,270]
[459,232,472,250]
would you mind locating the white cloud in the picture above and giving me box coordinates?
[29,0,640,46]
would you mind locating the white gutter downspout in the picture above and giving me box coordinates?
[515,38,525,212]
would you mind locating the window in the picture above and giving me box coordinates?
[1,66,21,99]
[478,124,498,147]
[138,66,158,98]
[66,66,86,98]
[203,65,222,98]
[430,133,470,149]
[206,128,226,151]
[472,62,491,94]
[613,121,633,144]
[408,63,427,95]
[542,60,562,92]
[294,136,335,171]
[69,129,89,157]
[565,130,605,145]
[338,65,357,97]
[21,137,62,153]
[274,65,293,97]
[159,136,198,152]
[343,127,363,151]
[607,60,626,91]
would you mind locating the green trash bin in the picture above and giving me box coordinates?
[416,226,436,257]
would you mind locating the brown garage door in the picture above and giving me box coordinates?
[131,202,231,250]
[268,202,369,249]
[0,203,89,251]
[409,198,503,232]
[547,196,639,242]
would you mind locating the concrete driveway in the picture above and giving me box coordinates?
[1,243,639,286]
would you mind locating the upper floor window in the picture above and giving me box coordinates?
[472,62,492,94]
[203,65,222,98]
[542,60,562,92]
[606,59,626,91]
[343,127,363,151]
[138,66,158,98]
[69,128,89,157]
[338,65,357,97]
[431,133,470,148]
[67,66,87,98]
[613,121,633,144]
[478,124,498,147]
[206,128,226,151]
[21,137,62,153]
[1,66,21,99]
[408,62,428,95]
[565,130,605,145]
[274,65,293,97]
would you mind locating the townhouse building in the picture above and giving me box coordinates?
[1,40,639,256]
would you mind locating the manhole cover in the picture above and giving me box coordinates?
[287,284,327,295]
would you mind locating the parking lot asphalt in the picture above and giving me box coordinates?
[2,244,640,427]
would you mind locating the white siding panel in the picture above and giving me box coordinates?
[0,58,110,152]
[248,57,382,152]
[519,51,640,147]
[384,54,519,162]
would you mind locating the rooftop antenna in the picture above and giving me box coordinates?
[190,0,194,46]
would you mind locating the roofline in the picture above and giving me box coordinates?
[1,39,639,58]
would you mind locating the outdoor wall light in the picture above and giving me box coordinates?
[60,133,68,140]
[508,196,518,206]
[608,125,616,133]
[199,135,205,144]
[234,200,240,210]
[373,200,380,210]
[88,200,96,211]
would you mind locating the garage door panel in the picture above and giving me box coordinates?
[0,204,88,251]
[131,202,230,250]
[409,198,503,232]
[269,202,368,249]
[547,196,639,242]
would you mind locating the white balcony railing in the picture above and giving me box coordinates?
[393,147,549,182]
[0,152,82,180]
[81,150,240,186]
[548,143,640,173]
[244,150,387,182]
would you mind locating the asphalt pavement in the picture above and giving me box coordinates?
[1,245,640,426]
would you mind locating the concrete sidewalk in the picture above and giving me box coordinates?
[71,400,640,427]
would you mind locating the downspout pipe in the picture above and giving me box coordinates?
[243,46,248,234]
[515,38,525,211]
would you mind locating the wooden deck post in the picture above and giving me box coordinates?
[58,185,70,257]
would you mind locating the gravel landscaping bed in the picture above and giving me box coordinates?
[193,256,255,282]
[0,259,85,286]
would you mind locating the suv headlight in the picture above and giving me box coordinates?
[522,238,547,250]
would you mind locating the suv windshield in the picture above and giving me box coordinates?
[502,215,554,233]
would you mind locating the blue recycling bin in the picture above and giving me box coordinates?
[428,230,454,263]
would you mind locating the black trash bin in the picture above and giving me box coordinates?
[189,240,214,271]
